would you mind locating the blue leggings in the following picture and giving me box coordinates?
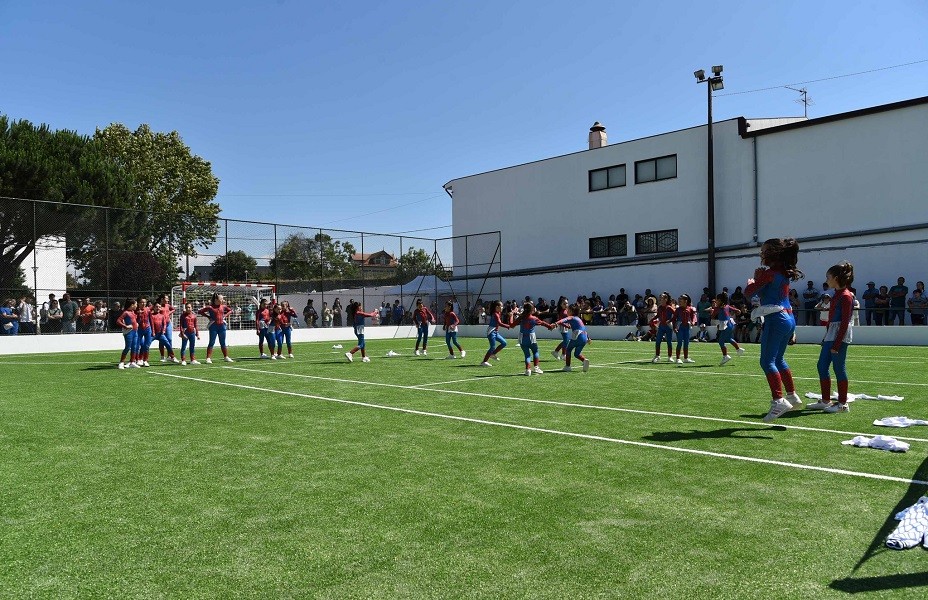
[487,331,507,353]
[138,327,153,354]
[567,334,588,358]
[759,312,795,375]
[207,323,227,350]
[121,330,138,361]
[355,333,366,350]
[446,331,461,351]
[181,333,196,358]
[717,327,735,348]
[155,332,173,354]
[560,331,570,349]
[675,327,690,353]
[259,327,275,353]
[655,325,673,355]
[817,342,849,382]
[520,342,540,365]
[416,325,429,348]
[275,327,292,353]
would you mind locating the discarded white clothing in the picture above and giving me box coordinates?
[385,350,400,357]
[873,417,928,428]
[841,435,909,453]
[887,496,928,550]
[332,344,343,349]
[805,392,904,402]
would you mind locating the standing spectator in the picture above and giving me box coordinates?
[0,299,19,335]
[332,298,343,327]
[802,281,820,326]
[321,302,332,327]
[59,293,79,334]
[79,298,95,333]
[379,301,390,326]
[695,293,712,341]
[788,289,801,323]
[888,277,908,325]
[616,288,629,307]
[874,285,890,326]
[108,301,122,332]
[730,286,745,306]
[302,299,317,328]
[93,301,107,332]
[861,282,878,325]
[17,295,36,335]
[907,289,928,325]
[391,299,405,325]
[242,301,256,329]
[45,299,63,333]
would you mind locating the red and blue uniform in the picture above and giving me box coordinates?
[179,312,199,360]
[116,309,138,363]
[199,304,232,358]
[817,287,854,403]
[553,307,571,356]
[516,315,553,368]
[160,303,175,348]
[352,310,377,350]
[274,308,296,355]
[151,312,174,359]
[655,304,674,358]
[745,267,796,399]
[136,305,153,360]
[482,310,511,362]
[712,304,738,349]
[674,305,697,356]
[443,310,463,355]
[553,315,589,366]
[413,306,435,351]
[256,306,275,355]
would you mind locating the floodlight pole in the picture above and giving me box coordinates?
[695,67,723,295]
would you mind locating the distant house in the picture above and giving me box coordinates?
[352,250,398,278]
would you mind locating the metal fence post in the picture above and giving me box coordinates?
[360,232,365,312]
[273,224,279,295]
[224,218,229,283]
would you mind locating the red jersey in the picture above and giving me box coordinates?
[198,304,231,326]
[442,310,460,330]
[273,312,290,330]
[160,303,175,320]
[413,307,435,326]
[674,306,697,327]
[657,305,675,326]
[137,306,152,329]
[151,312,167,336]
[180,312,198,335]
[116,310,138,331]
[256,307,272,330]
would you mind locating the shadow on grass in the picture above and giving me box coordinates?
[642,427,774,442]
[830,571,928,594]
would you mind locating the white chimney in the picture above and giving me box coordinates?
[588,121,607,149]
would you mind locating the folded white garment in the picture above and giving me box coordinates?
[873,417,928,428]
[877,395,905,401]
[887,496,928,550]
[332,344,343,349]
[385,350,400,357]
[804,392,904,402]
[841,435,909,452]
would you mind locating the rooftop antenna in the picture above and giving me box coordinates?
[784,85,814,118]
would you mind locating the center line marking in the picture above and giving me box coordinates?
[148,370,928,487]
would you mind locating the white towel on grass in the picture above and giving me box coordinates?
[841,435,909,452]
[873,417,928,428]
[332,344,343,349]
[804,392,904,402]
[887,496,928,550]
[385,350,400,357]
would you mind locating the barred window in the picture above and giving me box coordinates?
[635,154,677,184]
[635,229,678,254]
[589,235,627,259]
[588,164,626,191]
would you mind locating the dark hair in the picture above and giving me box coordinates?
[760,237,804,281]
[827,262,854,288]
[715,292,729,304]
[522,301,534,315]
[679,293,691,306]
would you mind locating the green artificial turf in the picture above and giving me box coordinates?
[1,338,926,598]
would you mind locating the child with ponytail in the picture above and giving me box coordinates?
[808,262,856,413]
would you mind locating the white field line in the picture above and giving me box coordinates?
[590,363,928,387]
[0,360,113,365]
[411,375,506,388]
[553,345,928,364]
[221,365,928,443]
[148,370,928,487]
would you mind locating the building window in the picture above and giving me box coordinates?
[634,154,677,184]
[589,235,627,259]
[635,229,678,254]
[588,164,626,191]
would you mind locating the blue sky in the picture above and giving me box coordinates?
[2,0,926,238]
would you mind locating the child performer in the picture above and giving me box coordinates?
[345,301,377,363]
[744,237,804,422]
[711,293,745,365]
[116,298,140,369]
[550,298,571,361]
[255,298,275,358]
[274,301,296,359]
[652,292,675,363]
[156,293,177,361]
[553,304,591,372]
[808,262,855,413]
[136,297,153,367]
[198,293,234,364]
[515,301,556,375]
[442,301,466,359]
[178,303,200,365]
[150,302,176,363]
[481,300,512,367]
[674,294,697,364]
[413,299,435,356]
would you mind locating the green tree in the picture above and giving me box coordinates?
[210,251,258,282]
[396,246,451,281]
[270,232,358,281]
[0,116,129,291]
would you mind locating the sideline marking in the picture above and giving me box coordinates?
[0,360,113,365]
[221,365,928,443]
[591,364,928,387]
[149,370,928,487]
[411,375,506,388]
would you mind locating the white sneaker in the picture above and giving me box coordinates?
[117,363,126,370]
[205,358,213,364]
[422,350,427,356]
[190,360,200,365]
[677,358,684,364]
[582,359,590,372]
[225,356,234,363]
[160,358,166,363]
[562,366,573,372]
[667,356,674,363]
[763,398,793,423]
[480,361,492,367]
[533,366,544,374]
[142,361,150,367]
[807,400,833,410]
[493,355,501,361]
[129,362,140,368]
[415,349,422,356]
[683,358,695,363]
[361,356,371,363]
[260,353,269,359]
[551,350,561,360]
[737,347,745,357]
[345,352,353,362]
[271,355,277,360]
[785,392,802,408]
[824,402,849,413]
[181,360,187,366]
[720,355,732,366]
[288,353,294,359]
[525,369,532,376]
[171,357,179,364]
[460,350,466,358]
[652,356,661,363]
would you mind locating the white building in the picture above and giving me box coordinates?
[443,96,928,301]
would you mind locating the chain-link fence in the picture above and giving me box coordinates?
[0,197,501,334]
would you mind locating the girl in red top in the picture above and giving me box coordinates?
[150,302,177,363]
[345,301,378,363]
[652,292,676,363]
[135,297,153,366]
[673,294,698,364]
[178,303,200,365]
[156,293,176,358]
[255,298,275,358]
[116,298,139,369]
[550,298,571,362]
[441,301,465,359]
[272,301,297,359]
[198,293,234,364]
[413,299,436,356]
[809,262,856,413]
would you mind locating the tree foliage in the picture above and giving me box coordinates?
[270,232,358,281]
[397,246,451,281]
[210,251,258,282]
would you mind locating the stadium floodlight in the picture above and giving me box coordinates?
[694,69,706,81]
[711,65,723,76]
[694,65,726,296]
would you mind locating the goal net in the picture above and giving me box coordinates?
[171,281,276,331]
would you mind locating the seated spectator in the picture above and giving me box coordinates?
[604,300,618,325]
[815,295,831,327]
